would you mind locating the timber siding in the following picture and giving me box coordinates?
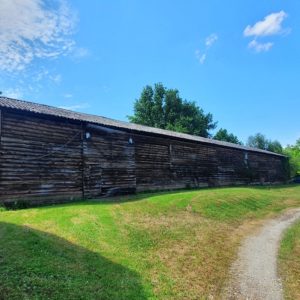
[0,98,288,205]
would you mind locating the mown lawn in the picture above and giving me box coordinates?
[0,185,300,299]
[279,219,300,300]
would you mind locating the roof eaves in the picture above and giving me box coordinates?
[0,96,286,157]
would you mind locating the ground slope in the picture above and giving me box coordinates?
[0,185,299,299]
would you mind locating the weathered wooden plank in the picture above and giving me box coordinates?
[0,108,288,205]
[0,110,83,203]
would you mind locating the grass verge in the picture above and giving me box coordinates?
[0,185,299,299]
[279,219,300,300]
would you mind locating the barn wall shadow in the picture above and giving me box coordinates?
[0,222,148,300]
[46,184,296,208]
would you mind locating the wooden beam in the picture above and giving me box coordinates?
[0,109,2,142]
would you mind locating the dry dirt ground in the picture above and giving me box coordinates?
[225,208,300,300]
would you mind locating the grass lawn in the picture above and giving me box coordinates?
[279,219,300,300]
[0,185,300,299]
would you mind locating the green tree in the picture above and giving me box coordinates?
[247,133,269,150]
[128,83,217,137]
[213,128,242,145]
[268,140,283,154]
[284,139,300,177]
[247,133,283,154]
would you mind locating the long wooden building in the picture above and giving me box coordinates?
[0,97,288,205]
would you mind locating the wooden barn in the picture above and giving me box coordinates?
[0,97,288,205]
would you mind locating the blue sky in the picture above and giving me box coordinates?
[0,0,299,146]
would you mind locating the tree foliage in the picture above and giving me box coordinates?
[213,128,242,145]
[247,133,283,154]
[128,83,217,137]
[284,139,300,177]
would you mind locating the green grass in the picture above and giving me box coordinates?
[0,185,300,299]
[279,219,300,300]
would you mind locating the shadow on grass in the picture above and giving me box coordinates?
[0,222,148,300]
[72,183,300,206]
[6,184,299,212]
[250,183,299,190]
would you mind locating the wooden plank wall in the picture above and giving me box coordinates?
[133,133,287,192]
[0,111,83,203]
[0,109,288,204]
[247,152,286,183]
[83,124,136,197]
[134,135,172,191]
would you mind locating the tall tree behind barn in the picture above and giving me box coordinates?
[0,97,288,205]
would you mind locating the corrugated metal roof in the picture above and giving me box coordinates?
[0,96,285,157]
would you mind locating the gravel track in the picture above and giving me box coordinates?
[226,208,300,300]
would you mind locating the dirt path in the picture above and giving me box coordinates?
[226,208,300,300]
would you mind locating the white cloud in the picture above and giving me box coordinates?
[243,11,289,53]
[33,68,62,84]
[248,40,273,52]
[2,88,23,99]
[244,11,288,37]
[205,33,218,47]
[49,74,62,84]
[64,93,73,98]
[0,0,77,72]
[195,33,218,65]
[195,50,206,64]
[72,47,90,59]
[59,103,90,111]
[35,69,50,82]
